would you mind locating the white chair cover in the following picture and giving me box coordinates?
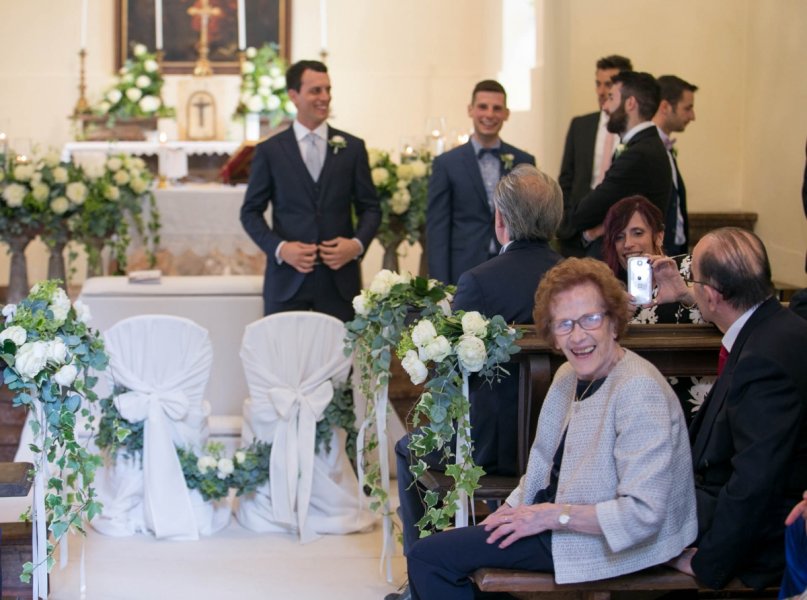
[91,315,228,540]
[235,312,376,542]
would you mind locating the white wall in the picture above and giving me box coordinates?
[1,0,805,287]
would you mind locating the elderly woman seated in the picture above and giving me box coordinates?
[404,258,697,600]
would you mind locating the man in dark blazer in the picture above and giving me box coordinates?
[557,55,633,257]
[395,164,562,559]
[664,228,807,589]
[426,80,534,285]
[567,71,672,259]
[652,75,698,256]
[240,60,380,321]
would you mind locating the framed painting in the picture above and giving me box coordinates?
[115,0,290,75]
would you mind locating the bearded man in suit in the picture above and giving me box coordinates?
[426,80,534,285]
[240,60,380,321]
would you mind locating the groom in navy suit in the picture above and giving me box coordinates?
[240,60,380,321]
[426,80,534,285]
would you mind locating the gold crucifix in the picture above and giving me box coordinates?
[187,0,222,77]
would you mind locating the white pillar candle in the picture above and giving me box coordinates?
[319,0,327,51]
[80,0,88,49]
[237,0,246,50]
[155,0,163,50]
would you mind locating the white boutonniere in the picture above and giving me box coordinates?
[614,143,627,159]
[500,153,514,171]
[328,135,347,154]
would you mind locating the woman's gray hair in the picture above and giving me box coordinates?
[493,164,562,241]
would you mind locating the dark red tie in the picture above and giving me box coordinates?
[717,345,729,376]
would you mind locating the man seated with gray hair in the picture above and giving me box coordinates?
[393,165,563,579]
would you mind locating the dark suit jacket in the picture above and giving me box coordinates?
[426,141,534,285]
[569,125,672,235]
[452,239,561,475]
[240,125,380,306]
[662,153,690,255]
[557,111,599,253]
[689,298,807,589]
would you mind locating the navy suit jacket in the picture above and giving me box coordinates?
[240,125,380,306]
[569,125,672,235]
[689,298,807,589]
[426,140,534,285]
[557,111,599,247]
[453,239,561,475]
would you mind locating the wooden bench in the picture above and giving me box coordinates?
[1,462,34,600]
[472,566,778,600]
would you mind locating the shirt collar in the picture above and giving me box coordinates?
[655,126,676,152]
[721,302,762,352]
[470,137,501,155]
[621,120,655,144]
[293,120,328,142]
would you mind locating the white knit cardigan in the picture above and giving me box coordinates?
[506,349,698,583]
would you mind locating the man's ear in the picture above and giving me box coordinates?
[625,95,638,113]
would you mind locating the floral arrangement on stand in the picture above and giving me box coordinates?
[367,149,431,273]
[93,43,173,119]
[68,153,160,276]
[234,44,296,127]
[397,310,522,536]
[0,280,108,584]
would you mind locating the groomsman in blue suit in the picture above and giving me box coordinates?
[426,80,534,285]
[240,60,380,321]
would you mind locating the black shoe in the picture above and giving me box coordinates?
[384,583,411,600]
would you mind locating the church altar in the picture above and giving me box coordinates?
[61,140,240,161]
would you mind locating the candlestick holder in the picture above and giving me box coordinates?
[319,48,328,64]
[73,48,91,115]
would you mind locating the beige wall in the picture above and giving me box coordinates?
[1,0,805,288]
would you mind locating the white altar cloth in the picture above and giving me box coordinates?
[78,275,264,417]
[61,140,240,162]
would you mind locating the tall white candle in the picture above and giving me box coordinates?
[155,0,163,50]
[80,0,88,50]
[320,0,327,51]
[237,0,246,50]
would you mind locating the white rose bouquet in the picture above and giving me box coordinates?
[1,279,109,581]
[93,42,174,119]
[234,43,296,127]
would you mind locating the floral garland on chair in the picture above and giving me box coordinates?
[0,280,108,583]
[397,310,522,536]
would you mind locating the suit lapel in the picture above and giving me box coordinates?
[460,142,492,215]
[279,128,318,203]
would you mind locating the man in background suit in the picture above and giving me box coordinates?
[663,228,807,589]
[568,71,672,258]
[557,55,633,257]
[653,75,698,256]
[427,80,534,285]
[396,164,562,560]
[240,60,380,321]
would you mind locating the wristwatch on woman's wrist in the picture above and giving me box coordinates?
[558,504,572,527]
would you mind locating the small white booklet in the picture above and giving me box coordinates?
[128,269,162,284]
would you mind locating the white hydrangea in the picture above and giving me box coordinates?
[2,183,26,207]
[50,196,70,215]
[401,350,428,385]
[50,288,72,325]
[411,319,437,348]
[461,311,489,337]
[455,334,487,373]
[66,181,88,204]
[0,325,27,346]
[73,299,92,324]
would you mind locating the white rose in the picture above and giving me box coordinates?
[135,75,151,88]
[245,46,257,58]
[50,196,70,215]
[265,94,281,111]
[106,89,122,104]
[113,169,130,185]
[2,183,26,207]
[105,185,120,201]
[13,164,35,181]
[410,160,427,178]
[52,166,68,183]
[396,163,414,181]
[73,300,92,324]
[2,304,17,321]
[197,457,211,473]
[241,61,255,74]
[234,451,246,464]
[461,311,489,337]
[15,341,49,380]
[83,163,105,181]
[352,291,370,316]
[42,150,61,168]
[50,288,71,324]
[130,177,147,194]
[133,43,147,56]
[390,189,411,215]
[132,157,146,170]
[138,95,161,113]
[455,334,487,373]
[0,325,27,346]
[437,298,452,317]
[401,350,428,385]
[411,319,437,348]
[54,363,78,387]
[144,59,158,73]
[367,149,382,168]
[217,457,235,478]
[246,95,264,113]
[125,87,143,102]
[258,75,272,88]
[371,167,389,186]
[31,182,49,203]
[368,269,400,297]
[66,181,88,204]
[422,335,452,363]
[271,76,285,90]
[31,172,43,185]
[106,157,123,172]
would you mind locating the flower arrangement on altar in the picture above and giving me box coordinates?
[93,43,173,119]
[397,310,522,535]
[367,149,431,270]
[233,44,296,126]
[0,280,108,582]
[68,153,160,275]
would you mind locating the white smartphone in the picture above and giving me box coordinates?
[627,256,653,305]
